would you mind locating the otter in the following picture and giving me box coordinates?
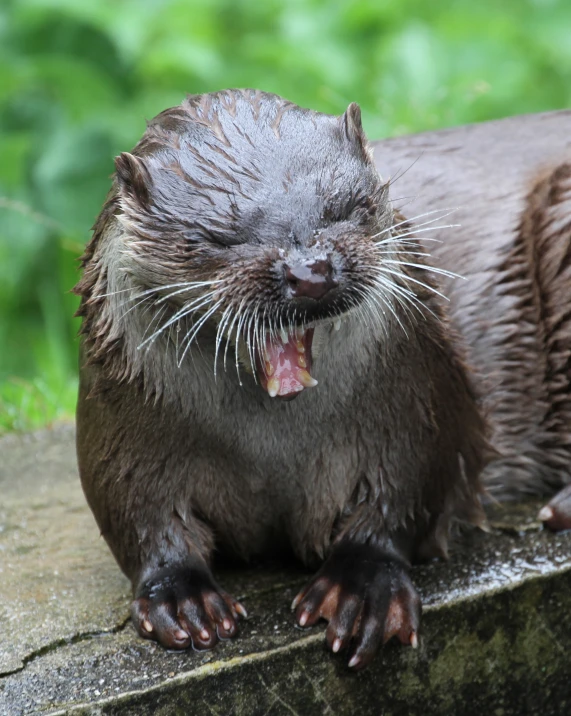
[74,90,571,670]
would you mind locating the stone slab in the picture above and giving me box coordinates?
[1,426,571,715]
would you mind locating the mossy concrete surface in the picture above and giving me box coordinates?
[1,426,571,715]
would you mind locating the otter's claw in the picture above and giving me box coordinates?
[538,484,571,531]
[293,543,420,669]
[132,564,246,651]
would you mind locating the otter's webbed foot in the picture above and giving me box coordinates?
[131,562,247,651]
[538,484,571,531]
[292,543,420,669]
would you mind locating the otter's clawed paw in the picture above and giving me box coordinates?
[131,565,247,651]
[538,484,571,531]
[292,544,420,669]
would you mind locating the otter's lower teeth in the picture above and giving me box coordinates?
[298,355,307,368]
[295,339,305,354]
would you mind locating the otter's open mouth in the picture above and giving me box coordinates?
[256,327,318,399]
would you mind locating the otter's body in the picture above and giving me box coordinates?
[78,295,483,568]
[75,92,569,668]
[373,111,571,503]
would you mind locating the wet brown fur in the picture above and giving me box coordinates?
[75,91,494,637]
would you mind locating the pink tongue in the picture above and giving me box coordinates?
[259,330,317,398]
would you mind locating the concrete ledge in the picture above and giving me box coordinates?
[1,427,571,715]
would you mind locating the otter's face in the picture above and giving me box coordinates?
[114,90,397,399]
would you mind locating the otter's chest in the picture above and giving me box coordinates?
[183,372,382,560]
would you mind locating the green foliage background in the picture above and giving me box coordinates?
[1,0,570,432]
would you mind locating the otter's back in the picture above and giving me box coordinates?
[372,111,571,497]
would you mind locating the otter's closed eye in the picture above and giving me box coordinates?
[182,229,244,248]
[322,189,381,225]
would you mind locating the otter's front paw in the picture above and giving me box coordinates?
[292,543,420,670]
[131,564,247,651]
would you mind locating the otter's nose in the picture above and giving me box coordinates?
[284,259,338,300]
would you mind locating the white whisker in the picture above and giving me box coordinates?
[99,279,223,300]
[142,303,168,341]
[214,304,233,378]
[372,279,414,334]
[353,287,388,339]
[177,300,224,367]
[243,304,258,379]
[382,260,465,281]
[374,249,433,258]
[119,292,155,320]
[253,302,263,375]
[373,208,460,239]
[137,291,220,350]
[376,224,460,246]
[360,283,409,338]
[377,267,450,301]
[223,298,246,370]
[234,303,251,384]
[373,275,417,322]
[377,274,439,321]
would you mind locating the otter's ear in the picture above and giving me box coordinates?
[340,102,368,158]
[115,152,151,207]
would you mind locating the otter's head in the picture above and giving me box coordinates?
[90,90,409,399]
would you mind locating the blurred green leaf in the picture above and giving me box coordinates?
[0,0,570,430]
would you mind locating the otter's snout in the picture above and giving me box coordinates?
[284,258,338,301]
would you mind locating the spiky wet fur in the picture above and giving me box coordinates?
[75,90,491,582]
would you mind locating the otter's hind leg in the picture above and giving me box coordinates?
[529,164,571,527]
[539,485,571,530]
[481,163,571,518]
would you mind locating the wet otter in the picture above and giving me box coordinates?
[74,91,571,669]
[371,110,571,526]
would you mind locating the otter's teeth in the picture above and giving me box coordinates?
[265,360,275,376]
[298,370,318,388]
[280,327,289,343]
[298,355,307,368]
[333,318,342,331]
[295,339,305,354]
[267,377,280,397]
